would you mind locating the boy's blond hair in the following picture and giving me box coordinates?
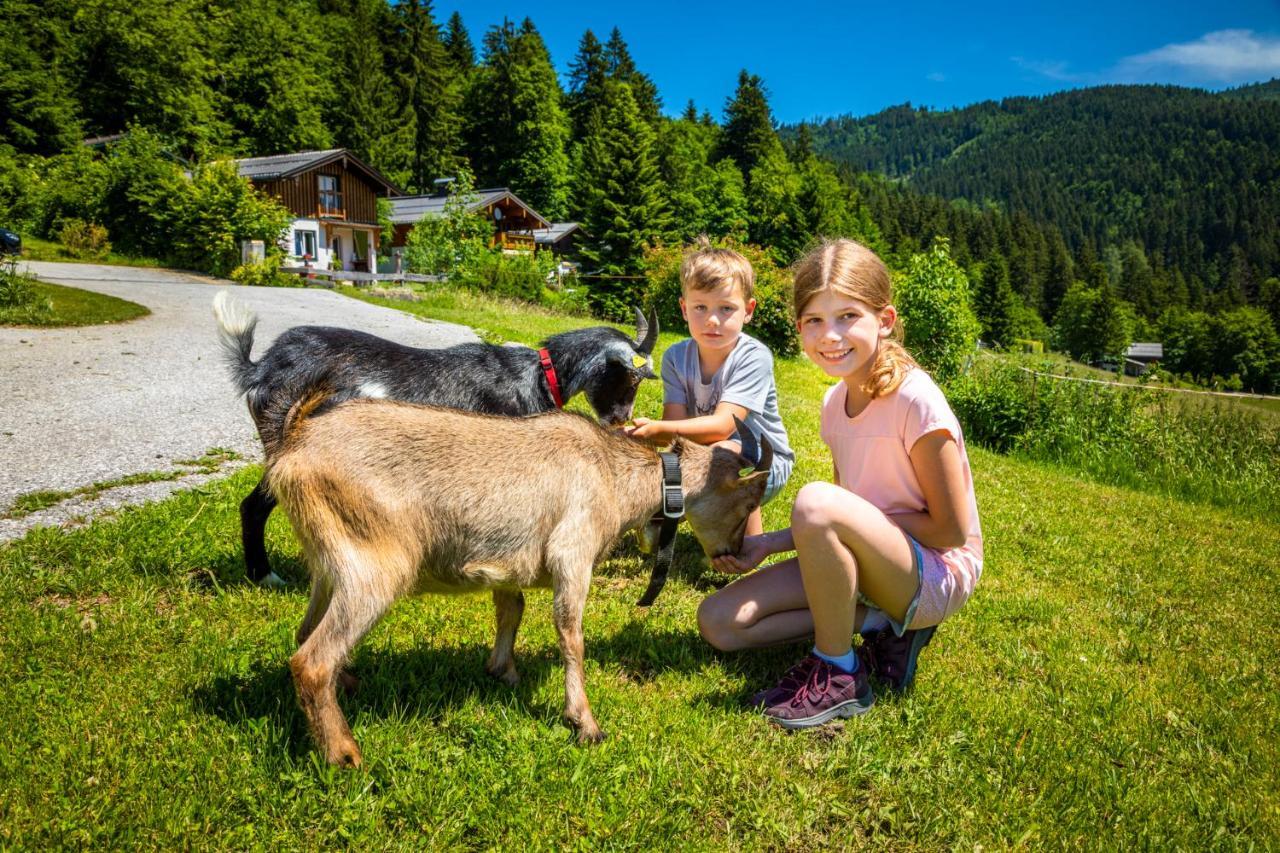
[680,235,755,302]
[792,238,918,400]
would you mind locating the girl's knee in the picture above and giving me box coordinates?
[697,593,751,652]
[791,482,844,531]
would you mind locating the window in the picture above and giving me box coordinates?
[293,229,317,258]
[319,174,342,214]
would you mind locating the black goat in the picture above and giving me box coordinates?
[212,291,658,587]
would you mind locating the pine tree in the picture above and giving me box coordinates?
[464,19,570,218]
[975,256,1019,348]
[392,0,462,191]
[602,28,661,126]
[719,70,784,183]
[442,11,475,71]
[566,30,608,140]
[578,82,670,317]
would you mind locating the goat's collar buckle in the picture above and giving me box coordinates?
[660,451,684,519]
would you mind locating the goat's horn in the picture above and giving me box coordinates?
[733,415,760,469]
[634,307,659,354]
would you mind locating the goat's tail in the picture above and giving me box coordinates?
[212,290,259,394]
[276,386,335,456]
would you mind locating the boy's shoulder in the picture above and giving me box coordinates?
[732,332,774,366]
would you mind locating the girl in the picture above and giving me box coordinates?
[696,239,983,729]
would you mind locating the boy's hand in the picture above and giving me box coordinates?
[626,418,677,444]
[711,533,771,574]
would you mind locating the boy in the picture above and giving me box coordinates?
[628,242,794,535]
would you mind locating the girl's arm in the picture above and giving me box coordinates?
[627,401,750,444]
[892,430,970,550]
[712,527,794,574]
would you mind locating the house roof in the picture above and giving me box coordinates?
[232,149,403,195]
[534,222,582,244]
[387,188,551,228]
[1126,342,1163,360]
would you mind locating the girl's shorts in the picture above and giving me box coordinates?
[861,535,975,636]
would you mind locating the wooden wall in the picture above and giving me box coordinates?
[255,158,382,225]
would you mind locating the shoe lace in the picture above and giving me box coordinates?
[789,659,834,708]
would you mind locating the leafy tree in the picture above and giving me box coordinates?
[895,238,981,381]
[1053,282,1132,364]
[167,160,293,276]
[402,167,491,276]
[0,0,82,154]
[1209,307,1280,392]
[655,118,748,243]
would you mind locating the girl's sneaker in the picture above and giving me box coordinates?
[858,626,937,692]
[762,656,874,729]
[745,654,819,709]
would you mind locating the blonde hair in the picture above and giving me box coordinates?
[680,235,755,302]
[792,238,917,399]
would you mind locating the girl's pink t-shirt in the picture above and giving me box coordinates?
[819,369,983,593]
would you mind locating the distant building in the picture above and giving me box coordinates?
[387,187,551,255]
[533,222,585,259]
[1124,342,1163,376]
[232,149,402,272]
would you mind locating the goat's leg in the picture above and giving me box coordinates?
[295,574,359,695]
[552,571,603,744]
[290,583,391,767]
[486,589,524,686]
[240,478,280,586]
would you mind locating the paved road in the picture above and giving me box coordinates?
[1,262,476,541]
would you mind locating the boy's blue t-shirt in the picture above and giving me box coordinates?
[661,334,795,479]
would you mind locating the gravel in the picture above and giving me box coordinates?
[1,261,477,542]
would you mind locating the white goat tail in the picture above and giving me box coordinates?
[212,290,259,392]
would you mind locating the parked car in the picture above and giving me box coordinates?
[0,228,21,256]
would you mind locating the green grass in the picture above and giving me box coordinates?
[0,279,150,328]
[19,234,165,268]
[2,290,1276,847]
[4,448,242,518]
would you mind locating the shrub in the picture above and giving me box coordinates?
[167,161,292,277]
[230,254,300,288]
[58,219,111,259]
[1013,338,1044,354]
[403,169,491,278]
[895,238,980,382]
[642,238,799,357]
[461,250,555,304]
[944,360,1032,451]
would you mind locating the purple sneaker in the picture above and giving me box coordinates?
[858,625,937,692]
[744,654,820,709]
[762,656,874,729]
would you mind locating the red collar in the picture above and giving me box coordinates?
[538,348,564,408]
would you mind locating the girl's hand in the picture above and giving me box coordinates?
[712,533,772,574]
[626,417,677,444]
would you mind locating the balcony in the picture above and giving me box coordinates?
[318,191,345,219]
[493,230,535,252]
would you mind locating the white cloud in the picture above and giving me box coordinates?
[1115,29,1280,82]
[926,71,947,83]
[1010,56,1091,83]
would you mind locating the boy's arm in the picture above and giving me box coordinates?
[629,401,750,444]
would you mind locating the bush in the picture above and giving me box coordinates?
[230,254,300,288]
[642,238,799,357]
[58,219,111,259]
[895,238,981,382]
[460,250,556,304]
[167,161,293,277]
[1013,338,1044,354]
[945,360,1032,451]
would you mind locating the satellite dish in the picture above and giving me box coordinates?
[493,207,503,222]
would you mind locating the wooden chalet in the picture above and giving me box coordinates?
[387,187,551,254]
[233,149,402,272]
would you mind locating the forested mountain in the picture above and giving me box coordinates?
[797,85,1280,306]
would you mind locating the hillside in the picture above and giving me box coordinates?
[798,85,1280,293]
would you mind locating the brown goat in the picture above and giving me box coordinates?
[267,395,772,765]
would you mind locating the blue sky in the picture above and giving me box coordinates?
[435,0,1280,123]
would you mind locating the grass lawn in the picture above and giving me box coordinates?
[0,279,150,328]
[2,287,1276,847]
[19,234,165,269]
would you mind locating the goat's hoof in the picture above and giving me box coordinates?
[338,670,360,695]
[485,661,520,686]
[327,739,363,768]
[575,726,606,746]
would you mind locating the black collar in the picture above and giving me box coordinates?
[637,451,683,607]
